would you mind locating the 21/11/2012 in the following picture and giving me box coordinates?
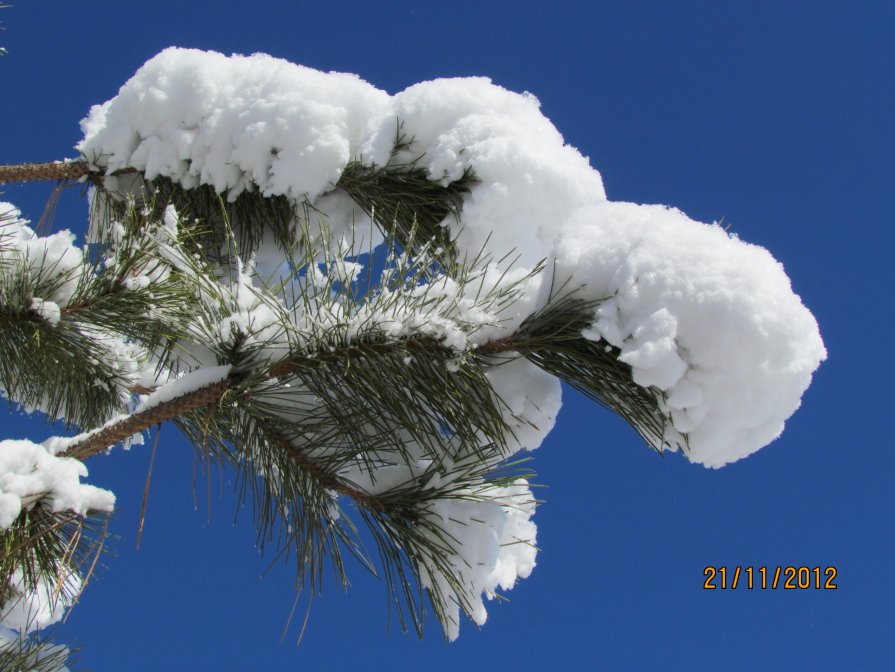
[703,566,838,590]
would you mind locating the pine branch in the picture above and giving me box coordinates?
[338,160,477,267]
[58,330,522,465]
[0,203,202,428]
[0,157,476,267]
[499,293,674,451]
[0,160,139,185]
[1,149,674,644]
[61,378,232,461]
[1,507,108,605]
[1,507,109,667]
[127,176,301,260]
[0,307,134,429]
[55,317,666,465]
[264,425,385,511]
[0,161,89,184]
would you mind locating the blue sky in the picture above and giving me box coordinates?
[1,1,892,670]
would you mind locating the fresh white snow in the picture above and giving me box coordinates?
[549,201,827,467]
[0,566,81,635]
[0,439,115,529]
[0,203,84,311]
[417,479,537,641]
[1,47,826,640]
[133,364,232,413]
[78,48,391,203]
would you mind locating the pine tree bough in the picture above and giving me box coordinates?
[1,47,825,651]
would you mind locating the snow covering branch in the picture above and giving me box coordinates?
[1,46,825,646]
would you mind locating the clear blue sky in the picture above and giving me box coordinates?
[2,2,891,670]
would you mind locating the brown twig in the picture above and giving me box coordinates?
[0,160,138,185]
[265,425,385,512]
[0,161,91,184]
[61,379,232,461]
[54,367,383,512]
[475,335,523,356]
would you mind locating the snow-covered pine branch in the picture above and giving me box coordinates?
[0,47,824,656]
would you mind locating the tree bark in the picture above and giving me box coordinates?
[0,161,91,184]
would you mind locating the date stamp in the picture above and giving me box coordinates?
[703,566,838,590]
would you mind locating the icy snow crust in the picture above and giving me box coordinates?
[1,47,824,640]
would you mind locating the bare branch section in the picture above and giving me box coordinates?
[62,379,232,461]
[0,161,90,184]
[0,160,139,184]
[264,426,386,512]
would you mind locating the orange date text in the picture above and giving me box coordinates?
[703,566,838,590]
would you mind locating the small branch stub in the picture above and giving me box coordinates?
[0,161,91,184]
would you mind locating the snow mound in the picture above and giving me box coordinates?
[364,76,606,267]
[0,202,83,310]
[78,47,391,202]
[550,201,826,467]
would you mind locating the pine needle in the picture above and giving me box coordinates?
[136,424,161,550]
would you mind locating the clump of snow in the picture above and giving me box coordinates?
[364,78,606,268]
[29,298,61,327]
[78,47,391,202]
[0,567,80,634]
[101,204,181,291]
[208,267,288,361]
[78,48,605,271]
[549,201,827,467]
[0,203,84,309]
[417,480,537,641]
[486,357,562,453]
[0,439,115,529]
[308,188,381,256]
